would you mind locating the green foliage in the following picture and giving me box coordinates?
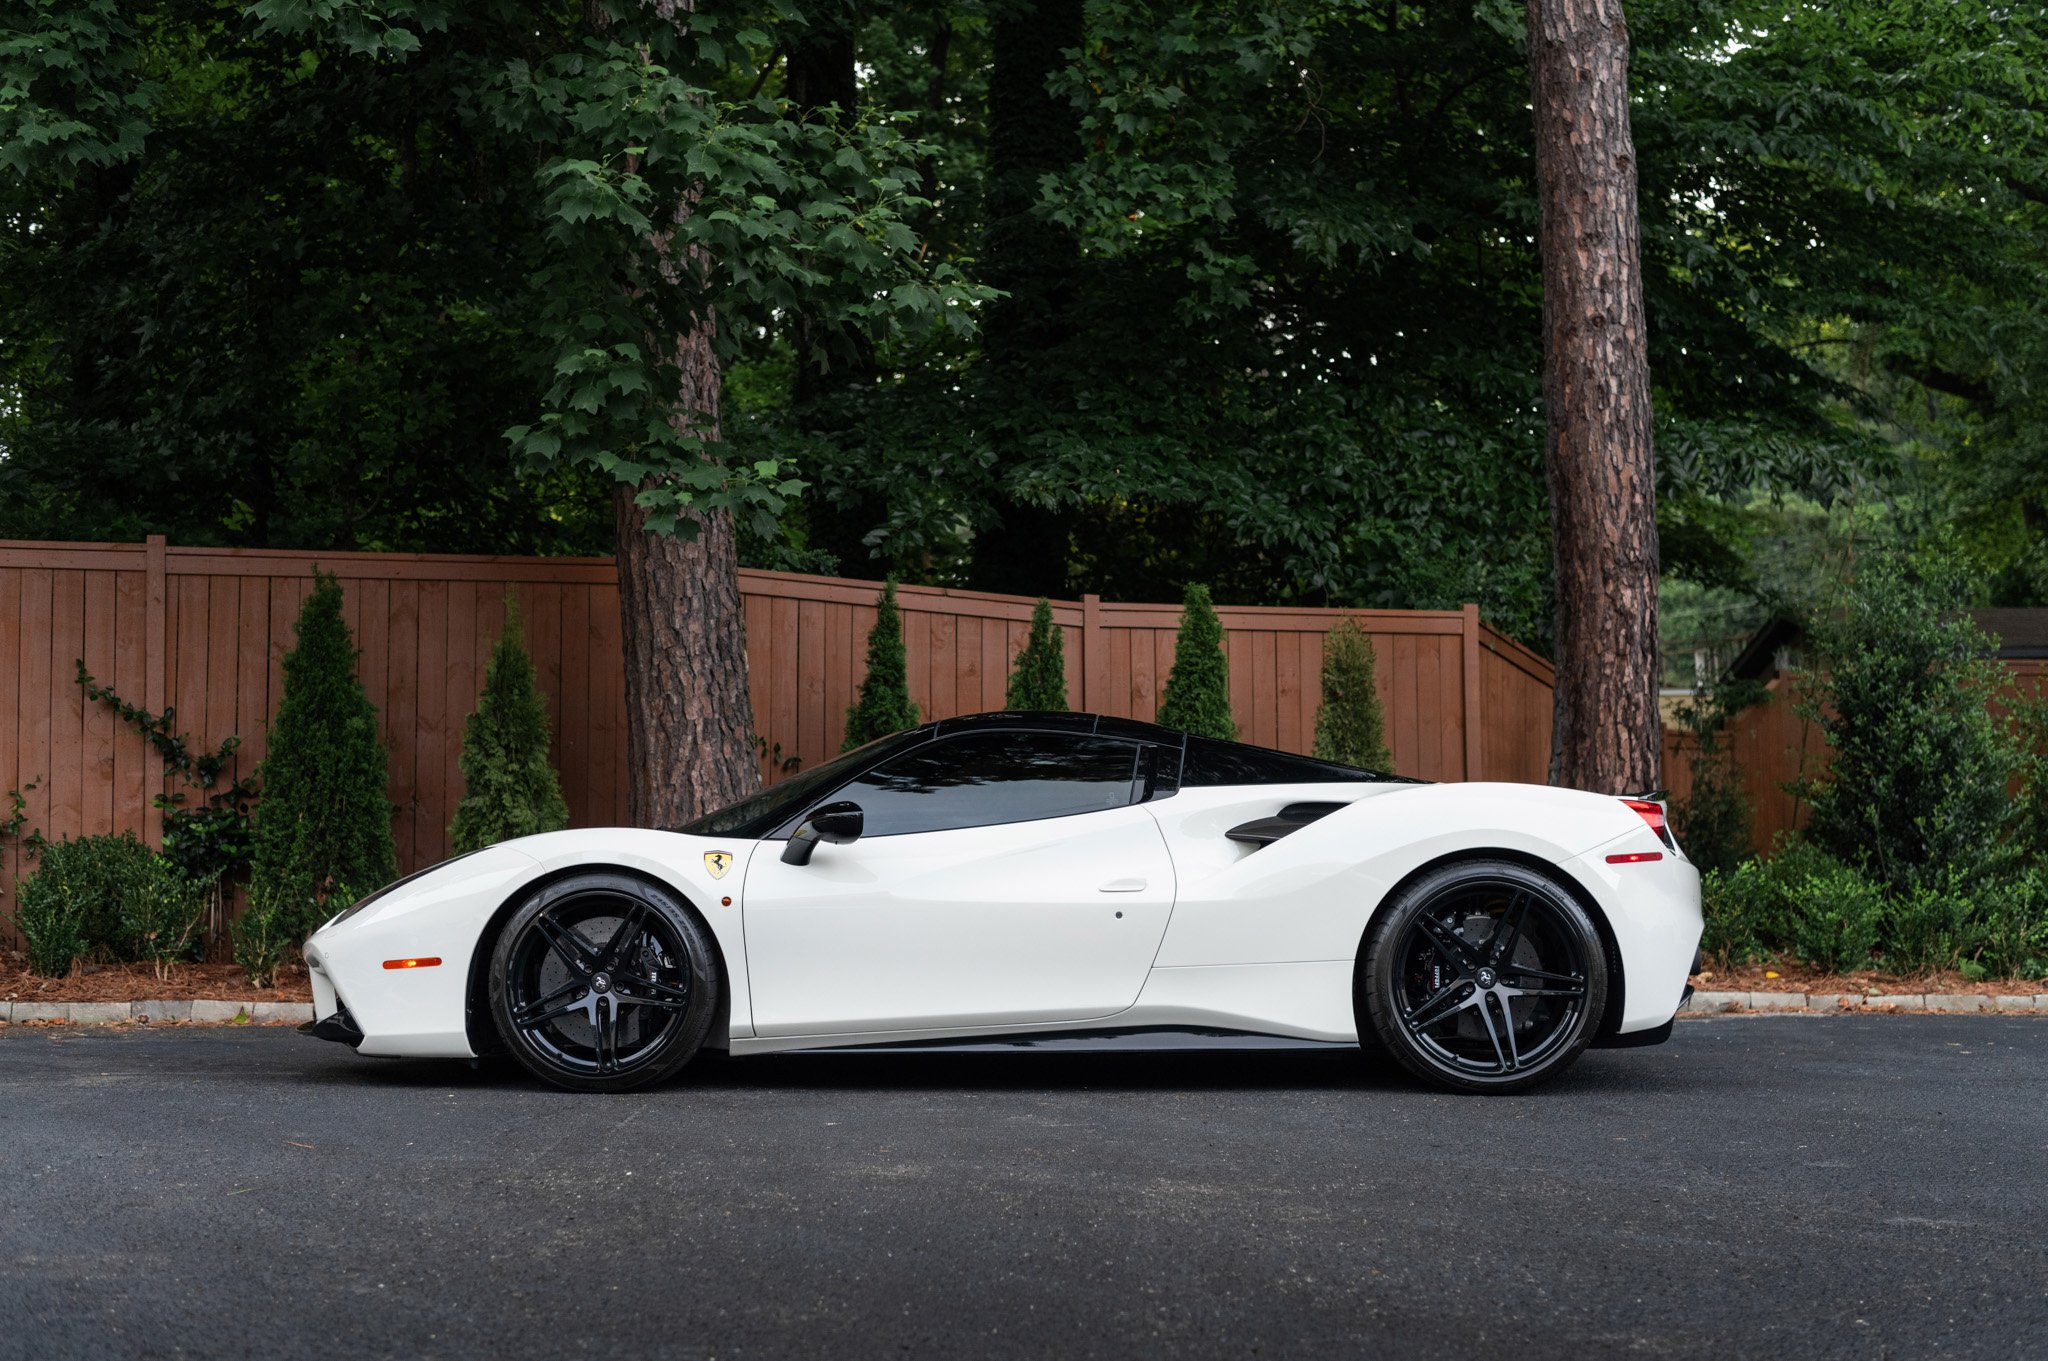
[77,662,256,884]
[1799,550,2022,896]
[1704,838,2047,979]
[248,572,395,938]
[13,873,89,976]
[450,600,570,853]
[1155,584,1235,741]
[120,861,213,981]
[231,882,299,990]
[2010,689,2048,869]
[0,0,155,179]
[1669,680,1766,876]
[843,579,919,750]
[1311,619,1391,772]
[1004,598,1068,711]
[6,832,207,976]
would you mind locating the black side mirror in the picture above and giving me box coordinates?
[780,800,865,865]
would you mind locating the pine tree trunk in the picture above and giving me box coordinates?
[606,0,760,826]
[1526,0,1662,794]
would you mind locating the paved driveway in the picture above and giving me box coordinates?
[1,1016,2043,1359]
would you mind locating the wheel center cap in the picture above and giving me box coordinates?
[590,972,612,994]
[1475,966,1498,989]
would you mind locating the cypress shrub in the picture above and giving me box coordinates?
[843,579,921,750]
[451,598,570,853]
[1005,597,1069,711]
[248,571,396,939]
[1311,618,1392,771]
[1155,583,1236,740]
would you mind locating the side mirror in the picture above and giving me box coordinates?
[780,800,865,865]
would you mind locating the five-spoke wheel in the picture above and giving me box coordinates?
[488,872,718,1092]
[1361,860,1607,1093]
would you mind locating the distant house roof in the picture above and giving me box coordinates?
[1971,608,2048,659]
[1722,607,2048,679]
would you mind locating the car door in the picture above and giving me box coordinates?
[739,731,1177,1037]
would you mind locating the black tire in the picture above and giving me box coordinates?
[1360,859,1607,1094]
[488,871,719,1093]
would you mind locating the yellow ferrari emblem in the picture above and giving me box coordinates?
[703,851,733,880]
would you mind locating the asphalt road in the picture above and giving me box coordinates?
[1,1017,2044,1361]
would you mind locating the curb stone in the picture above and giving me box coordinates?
[1680,991,2048,1016]
[189,1000,248,1023]
[251,1002,314,1025]
[133,1000,193,1023]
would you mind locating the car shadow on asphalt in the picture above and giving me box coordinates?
[302,1042,1690,1098]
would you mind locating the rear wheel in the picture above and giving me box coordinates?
[488,872,718,1093]
[1361,859,1606,1094]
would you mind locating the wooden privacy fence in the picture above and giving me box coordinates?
[0,537,1556,936]
[1659,660,2048,855]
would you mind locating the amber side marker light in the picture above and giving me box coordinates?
[382,957,443,970]
[1605,852,1663,865]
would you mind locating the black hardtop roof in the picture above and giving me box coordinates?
[931,710,1183,744]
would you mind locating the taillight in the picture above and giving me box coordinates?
[1622,798,1675,850]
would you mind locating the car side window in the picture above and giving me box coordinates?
[832,732,1143,837]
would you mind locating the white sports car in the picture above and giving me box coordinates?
[302,712,1702,1094]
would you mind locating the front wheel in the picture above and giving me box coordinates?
[488,872,719,1093]
[1360,860,1607,1094]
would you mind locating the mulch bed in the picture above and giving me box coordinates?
[1,959,313,1004]
[1691,961,2048,997]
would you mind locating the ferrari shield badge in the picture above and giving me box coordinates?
[703,850,733,880]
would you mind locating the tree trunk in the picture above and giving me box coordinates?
[607,0,760,826]
[1527,0,1662,794]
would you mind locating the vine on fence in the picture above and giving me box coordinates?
[74,661,259,901]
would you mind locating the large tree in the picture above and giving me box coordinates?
[1526,0,1660,793]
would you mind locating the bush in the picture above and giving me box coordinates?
[232,883,303,989]
[1968,871,2048,980]
[450,598,570,853]
[1005,597,1069,711]
[1155,583,1236,740]
[17,833,156,966]
[248,571,396,938]
[13,872,91,976]
[121,861,214,980]
[1700,838,1879,971]
[844,579,920,750]
[1799,549,2020,896]
[1312,618,1392,771]
[1783,859,1885,975]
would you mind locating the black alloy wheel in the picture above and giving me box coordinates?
[488,872,718,1093]
[1361,859,1607,1094]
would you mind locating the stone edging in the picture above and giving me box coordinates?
[1682,990,2048,1015]
[0,1000,315,1025]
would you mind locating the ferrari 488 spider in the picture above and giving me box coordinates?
[302,712,1700,1094]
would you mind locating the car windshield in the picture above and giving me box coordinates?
[677,729,931,839]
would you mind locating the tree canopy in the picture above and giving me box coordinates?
[5,0,2044,648]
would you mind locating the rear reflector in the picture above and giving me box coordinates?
[1605,851,1664,864]
[382,957,442,970]
[1621,798,1675,849]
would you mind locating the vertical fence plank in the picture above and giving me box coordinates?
[384,582,421,873]
[48,570,87,844]
[81,571,117,838]
[0,569,22,924]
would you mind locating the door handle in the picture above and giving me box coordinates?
[1098,877,1147,893]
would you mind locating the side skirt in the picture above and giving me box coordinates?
[777,1026,1360,1056]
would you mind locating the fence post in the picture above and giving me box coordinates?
[143,535,167,849]
[1081,593,1104,713]
[1461,603,1483,781]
